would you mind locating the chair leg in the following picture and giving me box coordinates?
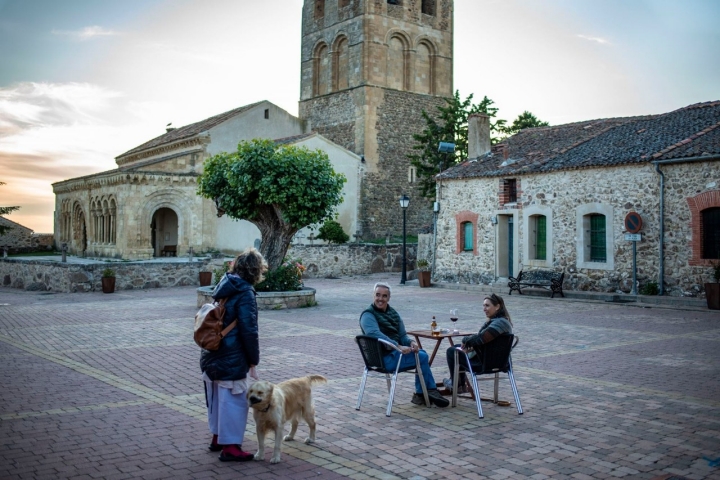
[356,369,369,410]
[385,373,392,393]
[386,359,404,416]
[507,366,523,415]
[414,352,431,407]
[494,372,500,403]
[452,350,459,407]
[458,350,483,418]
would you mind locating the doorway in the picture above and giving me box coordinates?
[496,213,517,278]
[151,208,179,257]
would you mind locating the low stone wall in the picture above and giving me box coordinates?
[0,258,212,293]
[288,243,418,278]
[196,286,317,309]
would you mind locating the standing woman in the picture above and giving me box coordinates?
[201,248,267,462]
[442,293,513,392]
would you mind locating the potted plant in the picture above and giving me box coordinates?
[199,269,212,287]
[416,259,431,288]
[705,261,720,310]
[101,268,116,294]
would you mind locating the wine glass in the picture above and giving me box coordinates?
[450,309,458,332]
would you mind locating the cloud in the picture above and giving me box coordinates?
[51,25,120,40]
[576,34,612,45]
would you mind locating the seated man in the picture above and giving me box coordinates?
[359,282,449,408]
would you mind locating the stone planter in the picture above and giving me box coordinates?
[199,272,212,287]
[196,286,316,309]
[418,271,431,287]
[101,277,115,294]
[705,283,720,310]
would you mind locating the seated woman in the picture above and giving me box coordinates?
[442,293,513,393]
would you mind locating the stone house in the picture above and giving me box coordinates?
[434,101,720,296]
[52,0,457,258]
[52,101,362,259]
[0,217,53,254]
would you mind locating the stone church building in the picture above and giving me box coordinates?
[53,0,455,259]
[434,102,720,296]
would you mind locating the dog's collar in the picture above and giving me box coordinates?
[260,403,271,413]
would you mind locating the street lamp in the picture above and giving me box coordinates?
[399,194,410,284]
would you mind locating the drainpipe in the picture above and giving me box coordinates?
[652,154,720,296]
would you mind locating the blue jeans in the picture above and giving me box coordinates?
[383,349,437,393]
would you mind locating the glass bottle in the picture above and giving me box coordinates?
[431,316,439,336]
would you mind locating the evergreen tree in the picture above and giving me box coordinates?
[503,110,550,136]
[0,182,20,235]
[408,91,507,200]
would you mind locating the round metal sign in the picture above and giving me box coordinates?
[624,212,643,234]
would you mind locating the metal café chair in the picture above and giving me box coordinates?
[451,334,523,418]
[355,335,431,416]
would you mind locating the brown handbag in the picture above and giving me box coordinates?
[193,298,237,350]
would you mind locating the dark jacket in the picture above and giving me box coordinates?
[199,273,259,381]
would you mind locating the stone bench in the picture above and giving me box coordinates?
[161,245,177,257]
[508,269,565,298]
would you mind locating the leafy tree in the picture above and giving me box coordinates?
[408,91,507,200]
[503,110,550,136]
[197,139,346,270]
[316,219,349,244]
[0,182,20,235]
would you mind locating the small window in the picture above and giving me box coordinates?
[535,215,547,260]
[702,207,720,259]
[388,0,400,5]
[506,179,517,203]
[314,0,325,19]
[421,0,435,15]
[408,166,416,183]
[462,222,473,251]
[264,109,269,119]
[589,214,606,262]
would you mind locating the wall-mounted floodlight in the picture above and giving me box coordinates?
[438,142,456,154]
[433,201,440,213]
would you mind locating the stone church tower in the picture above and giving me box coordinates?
[299,0,453,239]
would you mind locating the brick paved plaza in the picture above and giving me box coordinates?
[1,275,719,479]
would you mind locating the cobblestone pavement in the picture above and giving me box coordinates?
[1,274,719,480]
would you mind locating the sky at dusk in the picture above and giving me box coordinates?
[1,0,718,232]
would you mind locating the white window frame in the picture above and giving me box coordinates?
[522,204,552,268]
[575,203,614,270]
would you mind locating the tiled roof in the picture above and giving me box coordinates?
[116,101,265,159]
[273,132,317,145]
[438,101,720,180]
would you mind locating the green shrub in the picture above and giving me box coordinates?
[256,258,306,292]
[316,219,349,244]
[639,282,659,295]
[213,261,231,285]
[102,268,115,278]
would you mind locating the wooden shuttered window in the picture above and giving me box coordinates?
[589,214,606,262]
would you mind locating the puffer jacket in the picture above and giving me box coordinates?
[199,273,259,381]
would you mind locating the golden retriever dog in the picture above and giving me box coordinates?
[247,375,327,463]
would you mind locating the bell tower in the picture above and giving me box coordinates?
[299,0,453,238]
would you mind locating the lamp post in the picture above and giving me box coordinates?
[399,194,410,284]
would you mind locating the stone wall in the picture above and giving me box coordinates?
[288,243,418,278]
[0,258,212,293]
[435,160,720,296]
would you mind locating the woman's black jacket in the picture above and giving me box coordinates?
[199,273,259,381]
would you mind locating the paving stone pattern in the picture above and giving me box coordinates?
[1,275,719,479]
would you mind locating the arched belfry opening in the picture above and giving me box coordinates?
[151,208,179,257]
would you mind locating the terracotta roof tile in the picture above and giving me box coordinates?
[438,101,720,180]
[116,101,265,159]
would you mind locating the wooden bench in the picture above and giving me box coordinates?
[161,245,177,257]
[508,269,565,298]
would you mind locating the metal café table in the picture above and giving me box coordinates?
[406,329,473,366]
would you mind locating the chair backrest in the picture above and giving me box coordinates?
[355,335,387,371]
[475,334,514,374]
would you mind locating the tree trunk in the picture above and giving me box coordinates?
[251,206,299,270]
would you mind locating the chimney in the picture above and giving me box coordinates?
[468,114,491,161]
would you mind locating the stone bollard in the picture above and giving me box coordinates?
[188,246,194,262]
[61,243,67,263]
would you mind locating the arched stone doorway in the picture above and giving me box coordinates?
[151,208,179,257]
[73,203,87,255]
